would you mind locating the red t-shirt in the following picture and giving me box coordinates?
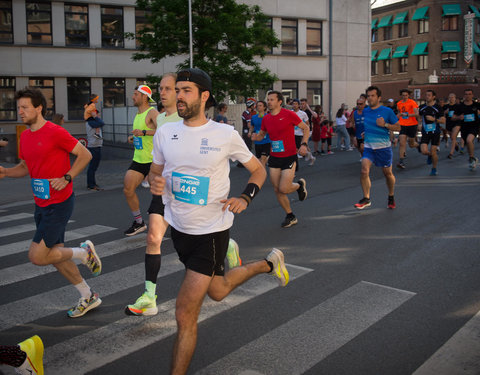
[261,108,301,157]
[19,121,79,207]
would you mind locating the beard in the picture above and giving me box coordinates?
[23,113,38,125]
[177,98,202,120]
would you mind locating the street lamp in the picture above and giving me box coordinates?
[189,0,193,68]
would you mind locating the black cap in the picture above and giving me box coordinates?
[176,68,216,107]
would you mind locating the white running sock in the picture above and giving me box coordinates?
[71,247,88,263]
[74,279,92,299]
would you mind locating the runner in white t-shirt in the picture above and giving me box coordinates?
[149,68,290,375]
[292,99,315,165]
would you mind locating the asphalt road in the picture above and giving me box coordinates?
[1,144,479,374]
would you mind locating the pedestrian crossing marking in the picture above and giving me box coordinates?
[0,220,74,238]
[0,212,33,223]
[0,224,117,257]
[196,281,415,375]
[42,264,313,375]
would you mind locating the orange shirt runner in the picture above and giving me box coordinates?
[397,99,418,126]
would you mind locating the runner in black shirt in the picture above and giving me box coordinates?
[454,89,480,170]
[443,93,461,159]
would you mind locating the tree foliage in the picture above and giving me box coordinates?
[128,0,279,101]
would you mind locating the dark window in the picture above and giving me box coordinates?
[0,1,13,44]
[65,4,89,46]
[67,78,90,120]
[101,6,123,48]
[477,55,480,70]
[307,81,322,105]
[371,61,378,75]
[383,26,392,40]
[26,1,52,45]
[306,21,322,55]
[264,18,273,54]
[399,57,408,72]
[441,53,457,68]
[384,59,392,74]
[282,81,298,101]
[281,19,297,55]
[477,20,480,34]
[103,78,125,107]
[418,55,428,70]
[29,77,54,118]
[398,20,408,38]
[442,16,458,31]
[0,77,16,121]
[371,29,378,42]
[135,8,151,49]
[418,18,429,34]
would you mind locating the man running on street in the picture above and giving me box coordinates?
[123,85,160,236]
[252,91,309,227]
[355,86,400,210]
[396,89,419,169]
[418,90,445,176]
[0,88,102,317]
[125,74,181,316]
[444,93,461,159]
[351,96,366,157]
[150,68,289,375]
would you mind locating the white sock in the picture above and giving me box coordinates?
[71,247,88,263]
[74,279,92,299]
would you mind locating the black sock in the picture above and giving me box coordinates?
[265,260,273,272]
[0,345,26,367]
[145,254,161,283]
[286,212,295,218]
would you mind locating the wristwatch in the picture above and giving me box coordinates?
[301,142,308,147]
[64,174,72,183]
[142,129,147,136]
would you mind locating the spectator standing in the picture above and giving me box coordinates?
[214,103,229,124]
[335,106,352,151]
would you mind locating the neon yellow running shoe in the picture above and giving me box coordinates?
[125,292,158,316]
[226,239,242,269]
[266,248,289,286]
[17,335,44,375]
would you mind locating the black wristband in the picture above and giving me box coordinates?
[301,142,308,147]
[241,183,260,204]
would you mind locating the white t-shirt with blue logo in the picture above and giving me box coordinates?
[363,106,399,150]
[152,120,253,235]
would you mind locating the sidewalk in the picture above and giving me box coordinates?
[0,158,131,207]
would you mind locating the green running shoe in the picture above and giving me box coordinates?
[226,239,242,269]
[125,292,158,316]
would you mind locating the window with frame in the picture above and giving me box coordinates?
[398,20,408,38]
[371,28,378,42]
[0,1,13,44]
[418,18,429,34]
[441,53,457,68]
[135,8,152,49]
[65,4,88,46]
[418,55,428,70]
[442,16,458,31]
[281,19,297,55]
[29,77,54,118]
[477,20,480,34]
[264,18,273,54]
[26,1,52,45]
[101,6,124,48]
[306,21,322,55]
[384,59,392,74]
[282,81,298,101]
[399,57,408,72]
[307,81,322,105]
[67,78,90,120]
[0,77,16,121]
[371,61,378,75]
[383,26,392,40]
[103,78,125,107]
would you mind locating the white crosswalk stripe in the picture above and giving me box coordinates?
[0,220,74,238]
[0,212,33,224]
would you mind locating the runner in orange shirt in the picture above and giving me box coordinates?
[396,89,419,169]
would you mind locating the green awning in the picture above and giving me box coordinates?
[392,45,408,58]
[372,18,378,29]
[377,48,392,61]
[371,50,378,61]
[377,15,393,28]
[393,11,408,25]
[442,41,461,53]
[442,4,461,16]
[474,43,480,54]
[469,5,480,18]
[411,42,429,55]
[412,6,429,20]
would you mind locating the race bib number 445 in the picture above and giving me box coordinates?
[172,172,210,205]
[31,179,50,200]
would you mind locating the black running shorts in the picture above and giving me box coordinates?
[148,194,165,216]
[267,154,298,170]
[461,124,479,142]
[255,143,271,158]
[33,193,74,248]
[128,161,151,177]
[171,227,229,276]
[420,132,440,146]
[399,125,418,138]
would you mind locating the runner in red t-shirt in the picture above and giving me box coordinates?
[252,91,309,228]
[0,88,103,318]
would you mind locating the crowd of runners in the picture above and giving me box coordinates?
[0,68,478,374]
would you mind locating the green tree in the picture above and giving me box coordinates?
[129,0,279,102]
